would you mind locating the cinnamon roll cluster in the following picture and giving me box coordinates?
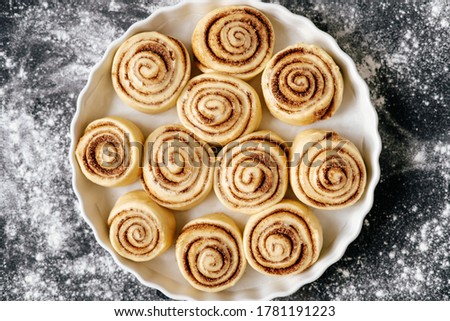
[74,4,369,294]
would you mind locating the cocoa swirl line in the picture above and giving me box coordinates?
[294,133,365,207]
[110,209,161,257]
[205,16,263,64]
[80,121,131,179]
[177,74,260,145]
[215,132,288,213]
[112,33,190,110]
[246,209,317,275]
[179,223,244,288]
[142,126,214,209]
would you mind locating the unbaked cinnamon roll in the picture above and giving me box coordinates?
[175,213,246,292]
[192,6,275,81]
[289,129,366,209]
[111,31,191,113]
[262,43,344,125]
[243,199,323,276]
[108,190,176,262]
[177,73,262,146]
[214,130,289,214]
[141,124,215,210]
[75,116,144,187]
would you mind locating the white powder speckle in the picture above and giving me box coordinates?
[413,149,426,163]
[375,290,385,298]
[24,272,41,285]
[5,223,17,238]
[414,270,424,282]
[431,1,442,17]
[337,268,351,278]
[17,66,27,79]
[404,30,412,39]
[358,55,381,80]
[419,243,428,252]
[109,0,122,12]
[443,204,450,218]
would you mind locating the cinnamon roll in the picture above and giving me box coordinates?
[111,31,191,113]
[192,6,275,81]
[177,73,262,146]
[289,129,366,209]
[175,213,246,292]
[214,130,289,214]
[262,43,344,125]
[243,199,323,276]
[75,116,144,187]
[141,124,215,210]
[108,190,176,262]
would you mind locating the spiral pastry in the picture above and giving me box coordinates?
[175,213,246,292]
[111,31,191,114]
[142,124,215,210]
[75,116,144,187]
[192,6,275,81]
[289,129,367,209]
[214,130,288,215]
[108,190,176,262]
[177,73,262,146]
[243,199,323,276]
[262,43,344,125]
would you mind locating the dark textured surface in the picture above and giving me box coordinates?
[1,0,449,300]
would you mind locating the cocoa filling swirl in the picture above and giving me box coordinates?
[247,210,317,275]
[142,127,214,208]
[180,223,243,288]
[199,7,274,76]
[110,209,160,257]
[81,121,131,179]
[268,47,340,119]
[215,132,288,212]
[114,35,189,106]
[178,76,257,143]
[295,133,366,207]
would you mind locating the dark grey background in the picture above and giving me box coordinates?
[1,0,449,300]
